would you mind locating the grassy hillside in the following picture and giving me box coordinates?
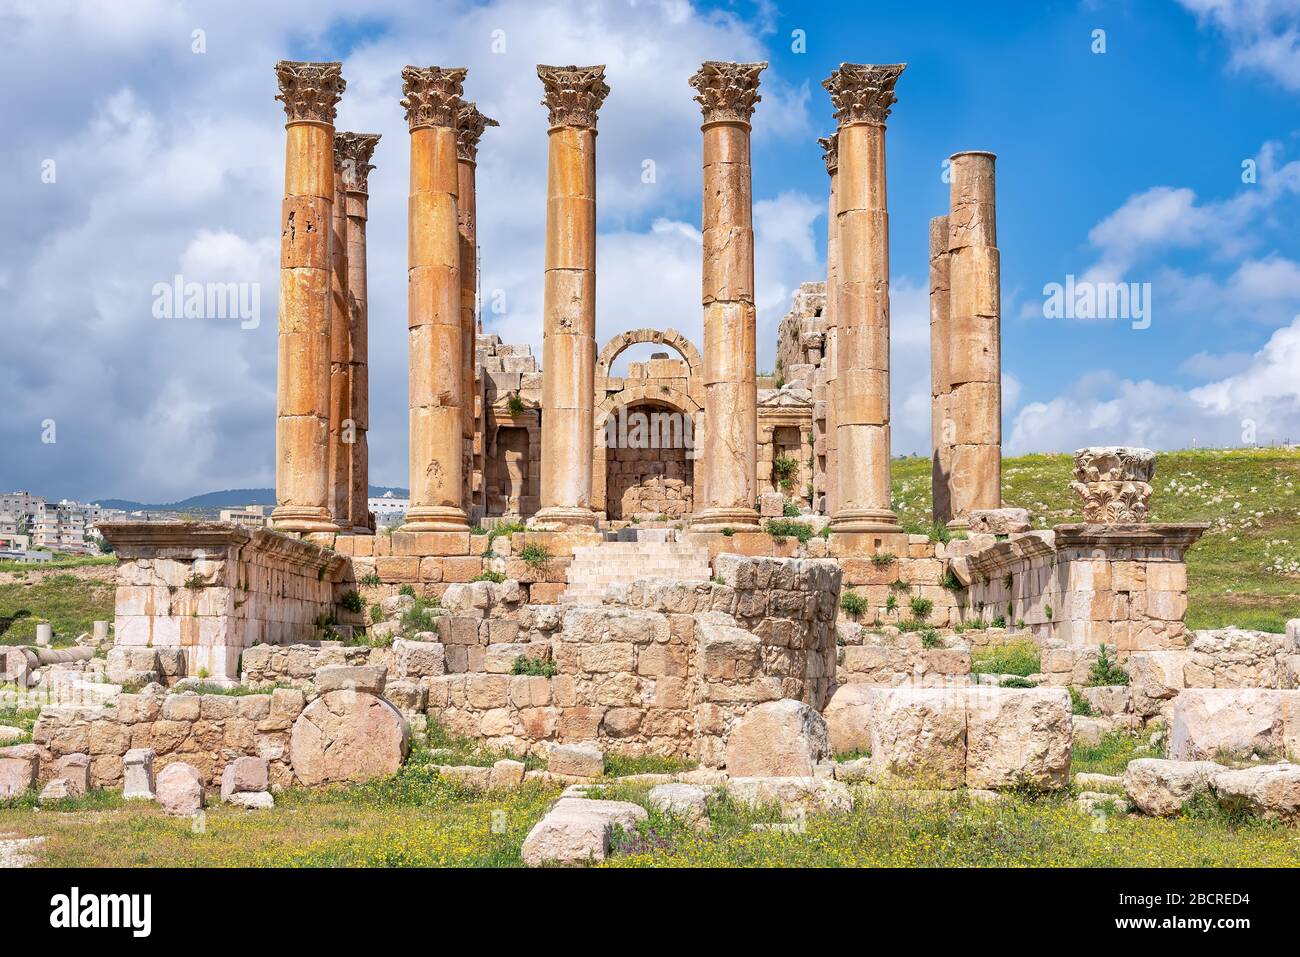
[893,447,1300,633]
[0,560,116,645]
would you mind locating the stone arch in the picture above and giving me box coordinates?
[592,387,704,518]
[596,327,702,380]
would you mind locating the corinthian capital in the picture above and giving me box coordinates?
[455,101,499,162]
[537,64,609,129]
[823,63,905,126]
[335,132,381,192]
[689,60,767,125]
[818,131,839,174]
[275,60,345,125]
[400,66,467,130]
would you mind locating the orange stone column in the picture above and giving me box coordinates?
[531,65,609,530]
[336,132,381,532]
[456,102,498,519]
[929,213,954,525]
[401,66,469,530]
[820,132,840,517]
[944,150,1002,526]
[271,60,345,533]
[689,60,766,531]
[825,63,905,537]
[327,141,351,528]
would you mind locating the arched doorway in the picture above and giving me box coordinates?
[601,398,695,521]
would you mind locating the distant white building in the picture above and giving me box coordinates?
[219,505,269,528]
[368,492,409,526]
[4,493,127,554]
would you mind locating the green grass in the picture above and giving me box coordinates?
[602,753,698,777]
[892,447,1300,633]
[0,705,40,743]
[1071,731,1157,777]
[0,569,115,646]
[970,638,1041,677]
[0,555,115,575]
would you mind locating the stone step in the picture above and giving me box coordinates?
[563,539,712,603]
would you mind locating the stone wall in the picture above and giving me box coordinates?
[835,621,971,687]
[101,522,356,683]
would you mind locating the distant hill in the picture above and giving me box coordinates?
[95,485,409,512]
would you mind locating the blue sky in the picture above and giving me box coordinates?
[2,0,1299,502]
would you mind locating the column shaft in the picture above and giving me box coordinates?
[327,158,351,527]
[821,133,840,517]
[929,214,953,525]
[271,61,344,533]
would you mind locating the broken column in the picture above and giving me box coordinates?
[689,60,766,530]
[929,214,953,525]
[825,63,905,536]
[328,137,352,528]
[336,131,381,533]
[401,66,469,530]
[456,102,498,519]
[944,151,1002,526]
[820,132,840,517]
[271,60,345,533]
[532,65,609,529]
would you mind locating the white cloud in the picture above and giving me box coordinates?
[1179,0,1300,90]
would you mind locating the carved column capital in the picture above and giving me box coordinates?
[334,132,381,192]
[455,101,499,162]
[818,131,839,174]
[823,63,905,127]
[537,64,609,129]
[275,60,345,125]
[401,66,467,130]
[1070,446,1156,523]
[689,60,767,125]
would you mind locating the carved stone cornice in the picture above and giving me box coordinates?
[274,60,345,126]
[334,132,381,192]
[688,60,767,125]
[537,64,609,129]
[455,101,499,162]
[818,131,839,173]
[1069,446,1157,524]
[400,66,467,130]
[823,63,905,127]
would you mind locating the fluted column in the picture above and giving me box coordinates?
[271,61,345,533]
[532,65,609,529]
[820,132,840,517]
[689,60,766,531]
[337,132,380,532]
[402,66,469,530]
[825,63,904,535]
[945,150,1001,525]
[327,141,351,528]
[456,102,498,517]
[929,215,953,525]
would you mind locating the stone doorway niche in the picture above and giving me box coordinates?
[603,400,694,521]
[488,425,530,515]
[770,424,802,495]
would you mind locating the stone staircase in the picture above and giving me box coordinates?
[562,539,712,604]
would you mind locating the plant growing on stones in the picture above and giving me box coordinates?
[918,626,942,648]
[471,571,506,584]
[1087,644,1130,687]
[870,551,896,566]
[782,501,801,518]
[1068,686,1093,716]
[340,590,363,614]
[721,527,734,537]
[940,568,965,591]
[888,578,909,592]
[840,590,868,617]
[971,638,1040,676]
[772,454,798,491]
[764,519,814,544]
[521,543,551,568]
[511,654,557,677]
[183,573,207,590]
[885,593,898,615]
[369,603,383,624]
[1044,603,1053,620]
[401,597,442,637]
[359,572,381,587]
[506,393,526,416]
[990,616,1006,629]
[999,676,1035,688]
[399,584,417,598]
[908,596,934,621]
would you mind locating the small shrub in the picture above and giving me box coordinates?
[940,568,965,591]
[764,519,814,544]
[971,638,1040,677]
[918,626,942,649]
[398,584,416,598]
[870,552,895,567]
[521,543,551,568]
[400,597,442,636]
[1069,686,1093,716]
[840,591,868,617]
[999,676,1035,689]
[990,615,1007,629]
[885,593,898,614]
[369,603,383,624]
[506,393,526,416]
[782,501,801,518]
[183,573,206,590]
[359,572,381,587]
[721,527,735,537]
[339,589,363,614]
[772,454,798,491]
[1044,603,1054,620]
[471,571,506,584]
[1087,644,1130,687]
[511,654,557,678]
[909,595,934,621]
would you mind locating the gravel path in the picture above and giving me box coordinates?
[0,832,44,868]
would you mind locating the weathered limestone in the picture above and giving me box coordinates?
[724,698,831,777]
[327,137,352,528]
[220,755,270,802]
[271,60,346,533]
[336,131,381,532]
[521,796,647,866]
[456,102,498,515]
[941,151,1002,527]
[868,687,967,788]
[1071,447,1156,524]
[820,133,840,517]
[123,747,155,799]
[689,60,766,530]
[402,66,470,530]
[1123,758,1222,816]
[155,761,205,816]
[1212,764,1300,822]
[964,687,1070,790]
[548,741,604,778]
[289,689,410,785]
[532,65,609,529]
[824,64,905,535]
[1169,688,1300,762]
[823,682,877,756]
[0,744,39,798]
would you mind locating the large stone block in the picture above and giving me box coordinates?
[289,690,410,786]
[155,761,205,816]
[1169,689,1293,761]
[964,687,1071,790]
[220,756,269,801]
[1211,764,1300,822]
[823,683,876,757]
[867,688,967,789]
[521,797,648,867]
[0,744,39,799]
[725,699,831,778]
[123,748,156,799]
[1123,758,1224,816]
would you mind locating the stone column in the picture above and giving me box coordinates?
[532,65,609,530]
[271,61,345,533]
[820,132,840,517]
[825,63,904,536]
[456,102,498,518]
[401,66,469,530]
[945,151,1002,526]
[327,142,351,528]
[336,132,380,532]
[689,60,766,531]
[929,214,953,525]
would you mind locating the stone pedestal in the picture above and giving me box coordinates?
[402,66,470,530]
[532,65,609,530]
[271,61,345,533]
[336,132,381,533]
[825,63,904,535]
[689,60,766,531]
[820,133,840,518]
[943,151,1001,527]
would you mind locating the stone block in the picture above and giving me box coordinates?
[964,687,1071,790]
[1123,758,1223,816]
[314,665,387,696]
[123,748,156,799]
[725,699,831,778]
[548,742,604,778]
[220,756,269,801]
[155,761,205,816]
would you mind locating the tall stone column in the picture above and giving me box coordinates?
[689,60,766,531]
[532,65,609,530]
[336,132,381,532]
[327,143,351,528]
[825,63,905,536]
[929,214,953,525]
[456,102,498,517]
[401,66,469,531]
[271,60,345,533]
[945,151,1001,525]
[820,132,840,517]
